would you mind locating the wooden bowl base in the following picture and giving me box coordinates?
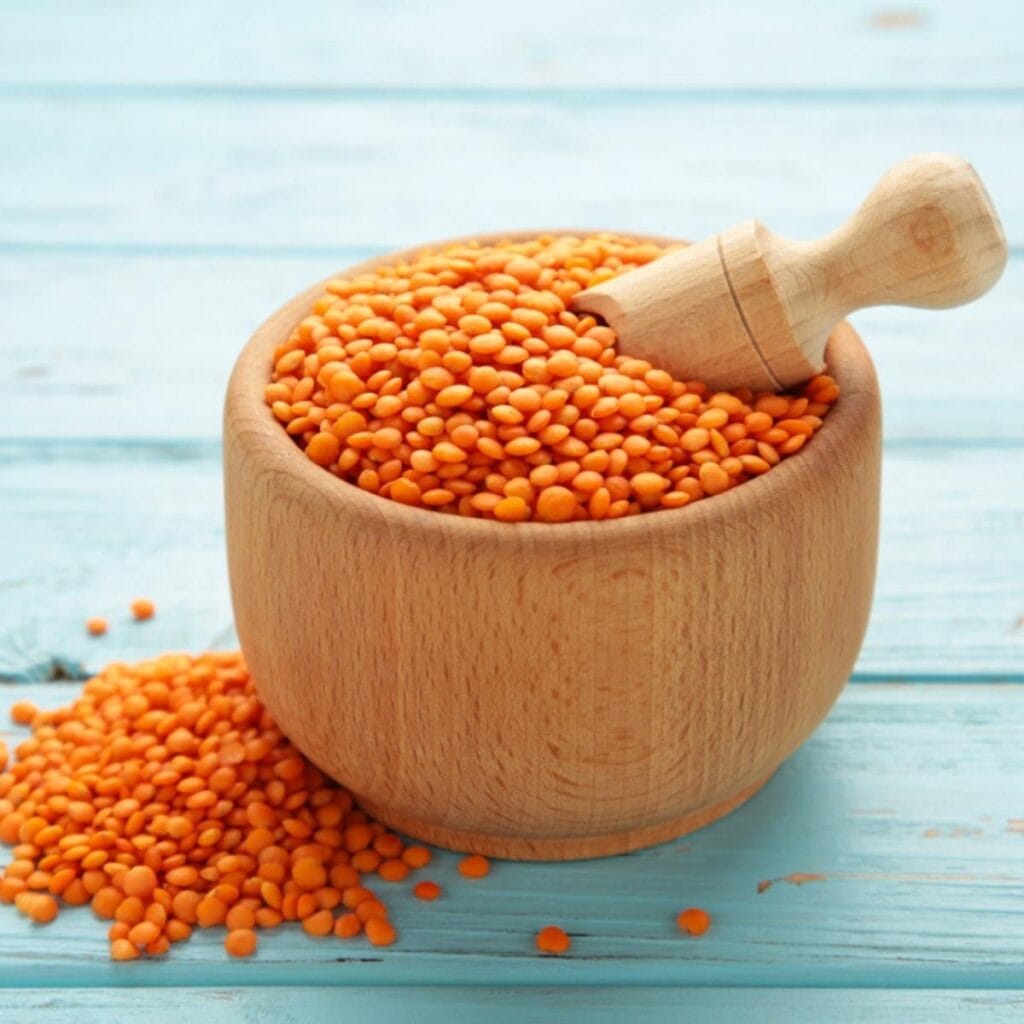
[358,772,774,862]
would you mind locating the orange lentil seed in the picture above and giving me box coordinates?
[130,598,156,621]
[334,912,362,938]
[110,938,140,961]
[225,928,258,957]
[377,859,410,883]
[412,880,442,901]
[128,920,160,947]
[86,618,108,637]
[365,917,397,947]
[355,899,389,924]
[458,854,491,880]
[402,846,431,869]
[301,909,335,938]
[20,892,59,924]
[535,925,571,955]
[9,701,35,725]
[122,865,157,899]
[676,907,712,936]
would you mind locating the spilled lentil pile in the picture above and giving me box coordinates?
[267,234,838,522]
[0,652,437,959]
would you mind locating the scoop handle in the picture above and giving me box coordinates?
[744,153,1009,383]
[808,152,1007,313]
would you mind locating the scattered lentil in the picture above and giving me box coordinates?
[535,924,571,955]
[9,701,36,726]
[412,880,441,901]
[225,927,258,957]
[377,858,410,882]
[18,892,58,925]
[86,618,108,637]
[458,854,491,879]
[676,907,711,936]
[401,845,431,869]
[267,234,837,522]
[131,598,156,621]
[365,917,397,947]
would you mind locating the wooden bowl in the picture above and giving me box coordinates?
[224,231,881,860]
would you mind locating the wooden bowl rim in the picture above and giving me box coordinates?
[228,229,879,547]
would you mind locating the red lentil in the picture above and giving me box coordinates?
[9,701,36,726]
[458,854,491,879]
[86,617,108,637]
[301,909,334,937]
[225,927,258,957]
[412,880,441,901]
[402,845,431,869]
[365,917,397,947]
[535,925,571,955]
[110,937,140,961]
[355,899,388,924]
[266,234,837,522]
[676,907,711,936]
[131,598,156,621]
[17,892,59,925]
[377,858,410,883]
[334,912,362,938]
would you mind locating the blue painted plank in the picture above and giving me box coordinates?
[1,1,1022,90]
[1,441,1020,681]
[1,253,1022,444]
[0,443,231,680]
[1,987,1023,1023]
[2,682,1024,987]
[0,96,1020,251]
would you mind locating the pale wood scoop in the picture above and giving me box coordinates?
[571,153,1007,390]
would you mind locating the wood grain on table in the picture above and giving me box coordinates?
[1,1,1022,1019]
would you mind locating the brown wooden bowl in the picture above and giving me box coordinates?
[224,231,881,861]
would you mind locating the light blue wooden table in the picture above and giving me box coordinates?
[1,2,1023,1019]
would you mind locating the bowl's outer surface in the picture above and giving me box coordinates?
[224,231,882,860]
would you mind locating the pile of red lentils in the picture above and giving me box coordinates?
[0,652,431,959]
[267,234,838,522]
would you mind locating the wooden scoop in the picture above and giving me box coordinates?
[571,153,1007,390]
